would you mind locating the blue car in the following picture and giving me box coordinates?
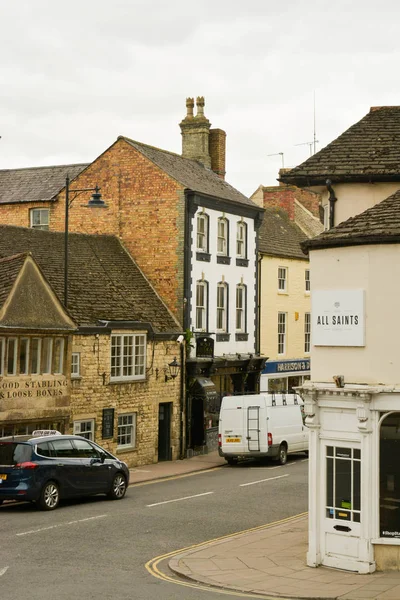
[0,432,130,510]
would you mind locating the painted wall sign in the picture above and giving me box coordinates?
[262,359,310,375]
[312,290,365,347]
[0,378,68,400]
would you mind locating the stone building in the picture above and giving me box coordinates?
[0,226,182,467]
[279,106,400,572]
[0,97,266,453]
[258,208,312,392]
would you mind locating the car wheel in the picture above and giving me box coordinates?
[226,457,238,466]
[278,444,287,465]
[107,473,127,500]
[39,481,60,511]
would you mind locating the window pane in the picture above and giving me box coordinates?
[326,456,334,507]
[123,336,133,377]
[52,439,77,458]
[42,338,53,373]
[111,336,122,378]
[71,352,80,376]
[19,338,29,374]
[7,338,17,375]
[30,338,41,374]
[53,338,64,374]
[0,338,4,375]
[73,439,99,458]
[353,459,361,511]
[134,336,145,376]
[335,457,352,510]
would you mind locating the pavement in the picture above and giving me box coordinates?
[131,452,400,600]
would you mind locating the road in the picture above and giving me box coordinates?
[0,455,308,600]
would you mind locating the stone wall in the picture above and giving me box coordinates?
[70,332,182,467]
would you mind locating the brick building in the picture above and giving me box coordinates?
[0,97,266,453]
[0,226,182,467]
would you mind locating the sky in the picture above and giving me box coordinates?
[1,0,399,197]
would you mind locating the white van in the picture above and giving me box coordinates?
[218,393,308,465]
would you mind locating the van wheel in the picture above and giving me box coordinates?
[278,444,287,465]
[226,457,238,466]
[39,481,60,511]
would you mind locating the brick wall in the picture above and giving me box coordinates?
[0,139,186,322]
[70,333,182,467]
[209,128,226,179]
[262,185,321,220]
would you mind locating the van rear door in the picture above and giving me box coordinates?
[219,397,246,454]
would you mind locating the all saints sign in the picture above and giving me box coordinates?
[312,290,365,347]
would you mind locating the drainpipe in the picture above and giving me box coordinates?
[326,179,337,229]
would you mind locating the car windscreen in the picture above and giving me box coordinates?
[0,443,32,465]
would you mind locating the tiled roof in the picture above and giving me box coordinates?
[258,208,309,260]
[0,253,27,308]
[0,226,180,332]
[122,137,258,209]
[303,188,400,251]
[0,164,89,205]
[280,107,400,186]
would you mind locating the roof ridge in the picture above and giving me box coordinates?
[120,136,185,161]
[0,163,89,174]
[0,251,28,264]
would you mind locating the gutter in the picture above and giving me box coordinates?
[326,179,337,229]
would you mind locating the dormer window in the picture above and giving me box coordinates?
[197,212,209,252]
[236,221,247,258]
[217,217,229,256]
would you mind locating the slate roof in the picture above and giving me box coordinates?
[280,106,400,186]
[258,208,309,260]
[303,189,400,252]
[0,253,27,308]
[122,137,258,209]
[0,226,180,332]
[0,164,89,205]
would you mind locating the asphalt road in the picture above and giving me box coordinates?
[0,455,308,600]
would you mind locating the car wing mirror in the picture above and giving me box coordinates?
[90,457,102,466]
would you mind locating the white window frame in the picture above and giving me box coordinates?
[30,208,49,230]
[71,352,81,378]
[196,212,208,252]
[217,217,228,256]
[110,334,146,381]
[236,284,246,332]
[236,221,247,258]
[304,312,311,354]
[73,419,95,441]
[0,337,4,375]
[195,281,208,331]
[7,338,17,375]
[216,283,228,332]
[305,269,311,293]
[278,267,287,292]
[278,312,287,355]
[117,413,136,449]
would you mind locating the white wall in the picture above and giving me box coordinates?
[190,206,256,356]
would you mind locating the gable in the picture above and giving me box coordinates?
[0,256,76,330]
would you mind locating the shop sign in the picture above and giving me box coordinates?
[262,359,310,375]
[196,336,214,358]
[312,289,365,347]
[0,378,68,400]
[102,408,115,439]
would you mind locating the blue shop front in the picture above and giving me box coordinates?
[260,359,310,393]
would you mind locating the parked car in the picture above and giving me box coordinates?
[218,393,308,465]
[0,431,130,510]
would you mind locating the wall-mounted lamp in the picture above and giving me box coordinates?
[164,357,180,382]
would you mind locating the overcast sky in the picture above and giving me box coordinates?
[1,0,399,196]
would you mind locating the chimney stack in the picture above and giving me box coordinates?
[180,96,226,179]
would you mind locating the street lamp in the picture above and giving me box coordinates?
[164,357,180,382]
[64,174,106,308]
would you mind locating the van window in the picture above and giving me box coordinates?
[0,442,32,465]
[51,439,78,458]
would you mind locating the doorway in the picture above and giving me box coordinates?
[158,403,172,461]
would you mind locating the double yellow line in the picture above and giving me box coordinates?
[145,512,308,599]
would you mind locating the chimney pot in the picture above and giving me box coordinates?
[186,97,194,118]
[196,96,205,118]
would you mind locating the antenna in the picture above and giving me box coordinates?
[295,141,314,157]
[267,152,284,168]
[313,90,317,155]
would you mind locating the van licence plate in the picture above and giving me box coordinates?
[225,437,241,443]
[0,474,7,480]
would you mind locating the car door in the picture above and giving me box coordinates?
[50,438,85,497]
[72,438,114,493]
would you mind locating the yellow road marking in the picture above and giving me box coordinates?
[145,512,308,599]
[131,465,225,487]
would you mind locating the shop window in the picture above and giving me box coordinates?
[380,413,400,538]
[197,212,209,253]
[326,446,361,522]
[110,334,146,381]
